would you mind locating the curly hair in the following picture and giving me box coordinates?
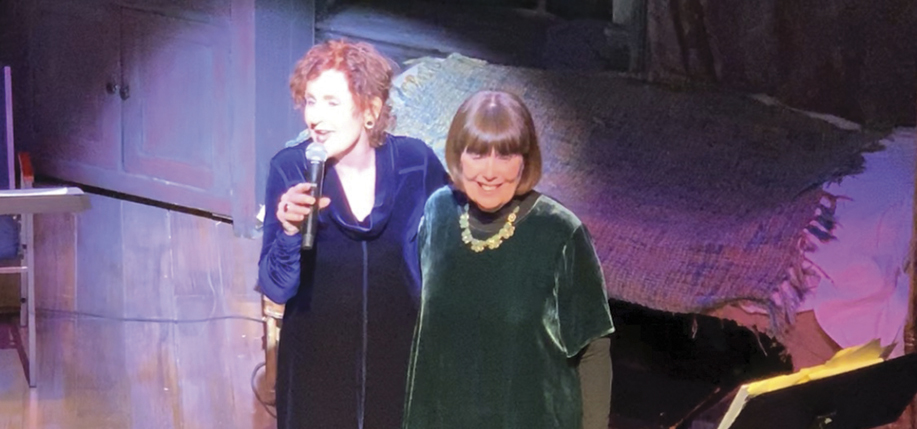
[289,39,397,148]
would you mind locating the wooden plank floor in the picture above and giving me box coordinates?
[0,191,274,428]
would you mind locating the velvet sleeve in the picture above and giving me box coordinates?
[257,158,304,304]
[578,336,612,429]
[557,225,616,358]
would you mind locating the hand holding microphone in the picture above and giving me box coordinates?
[277,143,330,249]
[300,143,328,249]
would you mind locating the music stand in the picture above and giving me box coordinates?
[721,352,917,429]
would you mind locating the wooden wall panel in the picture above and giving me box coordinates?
[75,194,124,317]
[0,191,273,428]
[32,213,76,312]
[122,200,175,319]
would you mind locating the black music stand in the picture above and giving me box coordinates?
[720,352,917,429]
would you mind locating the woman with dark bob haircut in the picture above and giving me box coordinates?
[258,39,448,428]
[403,90,615,429]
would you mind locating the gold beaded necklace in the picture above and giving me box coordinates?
[459,204,520,252]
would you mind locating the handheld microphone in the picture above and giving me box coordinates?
[301,142,328,250]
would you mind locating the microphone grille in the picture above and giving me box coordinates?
[305,142,328,162]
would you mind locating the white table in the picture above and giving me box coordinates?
[0,186,90,387]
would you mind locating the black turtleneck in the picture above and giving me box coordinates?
[466,191,540,237]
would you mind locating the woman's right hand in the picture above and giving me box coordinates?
[277,182,331,236]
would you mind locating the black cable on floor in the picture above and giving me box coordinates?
[21,306,278,420]
[250,362,278,419]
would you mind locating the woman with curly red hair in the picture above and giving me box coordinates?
[258,39,448,428]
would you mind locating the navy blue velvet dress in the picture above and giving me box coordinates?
[258,134,448,429]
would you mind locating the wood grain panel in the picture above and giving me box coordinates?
[122,200,175,319]
[170,211,223,300]
[172,296,235,428]
[217,220,261,299]
[32,213,76,312]
[30,3,121,170]
[121,8,232,212]
[124,322,181,429]
[75,194,124,317]
[64,319,130,428]
[0,191,273,428]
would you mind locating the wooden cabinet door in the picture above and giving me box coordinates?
[120,8,232,215]
[30,2,122,173]
[29,3,234,217]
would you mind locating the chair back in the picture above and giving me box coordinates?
[0,65,19,260]
[1,65,14,190]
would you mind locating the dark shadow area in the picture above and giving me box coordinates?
[314,0,638,71]
[689,353,917,429]
[608,299,793,428]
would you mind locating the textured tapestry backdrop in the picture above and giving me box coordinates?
[390,54,881,332]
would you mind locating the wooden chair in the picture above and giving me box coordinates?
[0,64,37,386]
[261,295,284,406]
[0,152,37,387]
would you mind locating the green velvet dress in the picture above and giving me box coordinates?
[403,187,615,429]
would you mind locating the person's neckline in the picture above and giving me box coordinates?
[330,133,375,171]
[466,191,540,235]
[323,136,396,237]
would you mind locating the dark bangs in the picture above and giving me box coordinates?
[445,90,543,194]
[458,97,534,157]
